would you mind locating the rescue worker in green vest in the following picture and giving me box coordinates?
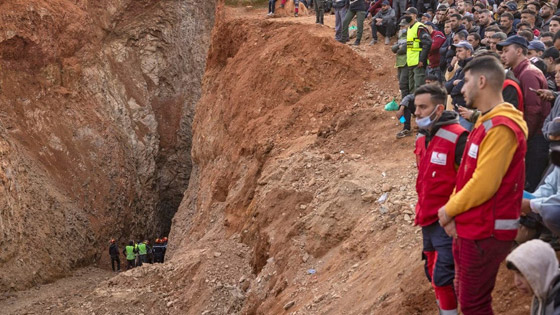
[403,12,432,93]
[137,240,148,266]
[123,240,137,270]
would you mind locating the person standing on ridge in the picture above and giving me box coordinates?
[123,240,137,270]
[414,84,467,315]
[340,0,368,45]
[404,13,433,93]
[137,240,148,267]
[438,56,528,314]
[108,239,121,272]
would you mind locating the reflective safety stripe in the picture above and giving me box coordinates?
[483,120,493,132]
[495,219,519,230]
[435,128,459,143]
[417,134,426,140]
[440,309,458,315]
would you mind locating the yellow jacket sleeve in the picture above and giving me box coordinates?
[444,125,518,217]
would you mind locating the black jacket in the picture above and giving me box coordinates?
[345,0,368,11]
[109,243,119,257]
[445,57,473,108]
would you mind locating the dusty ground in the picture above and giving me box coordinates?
[0,3,531,315]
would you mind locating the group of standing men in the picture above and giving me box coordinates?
[108,237,168,272]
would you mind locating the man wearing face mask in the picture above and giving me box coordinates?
[413,83,468,315]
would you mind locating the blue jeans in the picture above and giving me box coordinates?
[269,0,276,13]
[334,7,347,41]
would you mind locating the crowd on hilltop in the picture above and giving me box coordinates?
[271,0,560,314]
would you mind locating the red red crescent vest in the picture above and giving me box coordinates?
[454,116,527,241]
[503,79,524,112]
[414,124,467,226]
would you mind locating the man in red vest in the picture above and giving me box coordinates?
[414,83,468,315]
[438,56,528,314]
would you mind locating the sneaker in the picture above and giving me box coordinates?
[369,39,377,45]
[295,12,299,17]
[267,12,272,16]
[384,37,390,45]
[396,129,412,139]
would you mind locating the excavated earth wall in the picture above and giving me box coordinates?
[0,0,216,291]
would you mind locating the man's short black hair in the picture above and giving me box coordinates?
[474,3,485,10]
[501,12,514,20]
[521,9,536,16]
[450,13,463,20]
[512,43,529,56]
[462,56,506,90]
[542,31,554,39]
[455,30,468,40]
[486,25,502,32]
[480,9,492,15]
[414,84,448,106]
[552,16,560,24]
[518,29,534,42]
[553,57,560,65]
[554,30,560,42]
[468,32,481,41]
[463,15,474,22]
[425,74,439,82]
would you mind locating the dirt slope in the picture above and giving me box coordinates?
[0,0,216,291]
[0,4,531,314]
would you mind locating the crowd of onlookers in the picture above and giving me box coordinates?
[269,0,560,314]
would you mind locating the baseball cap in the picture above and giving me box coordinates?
[528,40,546,52]
[405,7,418,15]
[543,2,557,11]
[453,40,474,52]
[424,21,436,29]
[506,2,518,11]
[382,0,390,5]
[423,13,432,19]
[496,35,529,50]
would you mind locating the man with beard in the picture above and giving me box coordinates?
[498,36,551,192]
[540,2,556,32]
[500,12,517,37]
[438,56,528,314]
[477,9,494,40]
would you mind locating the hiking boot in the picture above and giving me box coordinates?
[352,40,360,46]
[384,37,390,45]
[369,39,377,45]
[396,129,412,139]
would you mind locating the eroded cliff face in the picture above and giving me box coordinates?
[0,0,216,291]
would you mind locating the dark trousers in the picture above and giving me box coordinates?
[314,0,324,23]
[453,237,513,314]
[408,65,426,93]
[525,134,550,192]
[126,259,135,270]
[422,222,457,311]
[397,66,409,100]
[111,256,121,272]
[371,21,395,40]
[269,0,276,13]
[403,100,416,131]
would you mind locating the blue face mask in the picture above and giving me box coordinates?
[415,105,441,129]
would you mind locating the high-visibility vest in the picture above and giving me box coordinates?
[407,22,426,67]
[414,123,467,226]
[503,79,524,112]
[138,243,147,255]
[125,245,136,260]
[454,116,526,240]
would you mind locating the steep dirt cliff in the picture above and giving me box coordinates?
[0,0,216,291]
